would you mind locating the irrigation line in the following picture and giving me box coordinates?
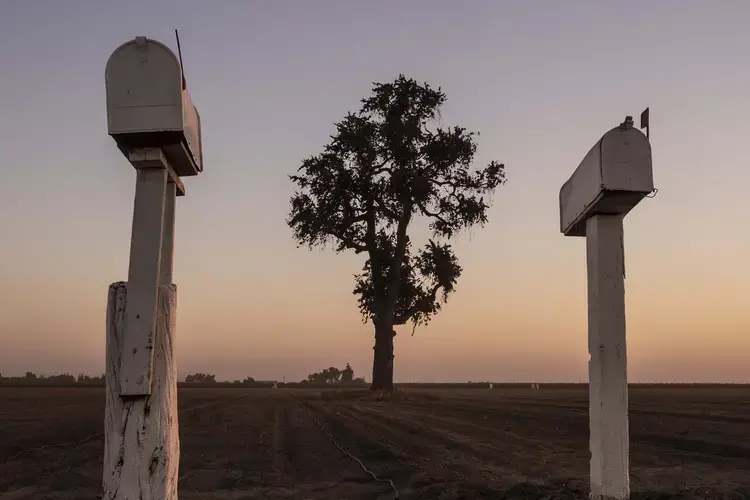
[331,406,467,482]
[300,402,400,499]
[5,433,103,461]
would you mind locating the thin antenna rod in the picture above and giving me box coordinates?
[175,29,186,89]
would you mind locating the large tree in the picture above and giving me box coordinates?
[288,75,505,391]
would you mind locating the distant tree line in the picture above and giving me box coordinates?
[0,364,368,388]
[182,364,366,387]
[184,373,216,383]
[183,374,260,386]
[0,372,746,389]
[0,372,105,386]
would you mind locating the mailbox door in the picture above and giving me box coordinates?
[106,40,183,135]
[600,128,653,193]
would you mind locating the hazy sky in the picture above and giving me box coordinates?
[1,1,748,383]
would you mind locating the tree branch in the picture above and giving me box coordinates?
[393,284,440,325]
[415,200,447,222]
[339,235,367,253]
[383,201,412,316]
[371,158,394,176]
[374,197,398,220]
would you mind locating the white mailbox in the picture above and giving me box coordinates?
[105,36,203,177]
[559,118,653,237]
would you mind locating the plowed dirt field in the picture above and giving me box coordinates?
[1,387,749,499]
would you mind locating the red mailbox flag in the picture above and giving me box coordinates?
[640,107,650,138]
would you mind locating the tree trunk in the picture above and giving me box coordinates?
[371,321,395,391]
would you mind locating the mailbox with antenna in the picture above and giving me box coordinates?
[103,33,207,496]
[559,116,653,237]
[105,34,203,177]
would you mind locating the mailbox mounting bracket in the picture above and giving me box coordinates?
[129,148,185,197]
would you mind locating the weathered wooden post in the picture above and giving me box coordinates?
[103,36,203,500]
[559,116,654,500]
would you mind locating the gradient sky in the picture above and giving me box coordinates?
[1,1,748,383]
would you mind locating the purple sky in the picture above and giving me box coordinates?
[1,1,749,382]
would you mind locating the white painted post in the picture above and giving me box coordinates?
[121,167,168,396]
[586,214,629,500]
[104,282,179,500]
[559,117,654,500]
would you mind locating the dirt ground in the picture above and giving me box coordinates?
[1,387,749,500]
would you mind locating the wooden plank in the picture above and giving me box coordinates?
[120,167,167,395]
[160,183,177,285]
[129,148,186,197]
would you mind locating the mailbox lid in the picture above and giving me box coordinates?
[105,37,184,135]
[559,139,606,235]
